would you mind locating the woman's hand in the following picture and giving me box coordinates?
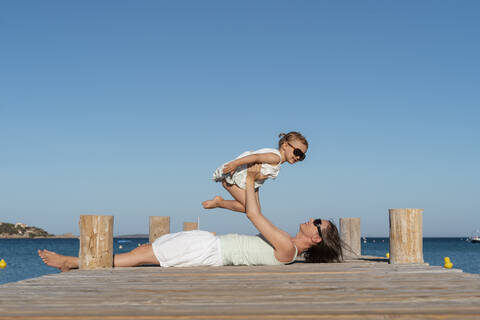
[222,162,237,175]
[247,163,267,181]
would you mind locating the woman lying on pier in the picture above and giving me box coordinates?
[38,164,343,271]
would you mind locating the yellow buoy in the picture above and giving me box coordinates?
[444,257,453,269]
[386,252,390,259]
[0,259,6,269]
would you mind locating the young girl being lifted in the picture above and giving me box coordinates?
[202,131,308,213]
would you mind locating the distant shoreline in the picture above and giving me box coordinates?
[0,234,149,239]
[0,234,77,239]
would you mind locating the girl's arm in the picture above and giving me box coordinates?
[244,164,296,263]
[223,152,281,175]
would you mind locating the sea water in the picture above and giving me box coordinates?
[1,237,479,285]
[362,237,480,275]
[0,238,149,285]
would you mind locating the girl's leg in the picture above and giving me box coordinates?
[202,181,245,212]
[203,194,245,212]
[202,181,259,213]
[202,195,224,209]
[38,244,160,272]
[219,181,247,212]
[223,181,261,212]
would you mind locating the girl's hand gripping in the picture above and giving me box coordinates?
[247,163,268,181]
[222,162,238,175]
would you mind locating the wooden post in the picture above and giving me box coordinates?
[389,208,423,264]
[79,215,114,269]
[149,216,170,243]
[183,222,198,231]
[339,218,361,258]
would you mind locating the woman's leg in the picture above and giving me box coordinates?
[113,244,159,267]
[38,244,160,272]
[37,249,79,272]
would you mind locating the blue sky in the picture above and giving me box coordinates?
[1,1,479,237]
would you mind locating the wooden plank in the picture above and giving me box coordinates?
[1,259,479,320]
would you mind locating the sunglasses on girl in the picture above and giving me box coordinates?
[314,219,323,238]
[287,142,306,161]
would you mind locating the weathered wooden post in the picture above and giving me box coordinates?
[389,208,423,264]
[149,216,170,243]
[79,215,114,269]
[183,222,198,231]
[339,217,361,258]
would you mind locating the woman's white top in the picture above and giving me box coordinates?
[218,233,298,266]
[212,148,282,189]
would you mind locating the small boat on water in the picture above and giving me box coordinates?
[470,236,480,243]
[468,229,480,243]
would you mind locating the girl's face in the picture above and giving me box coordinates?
[283,139,307,164]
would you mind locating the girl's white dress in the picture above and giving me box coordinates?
[212,148,282,189]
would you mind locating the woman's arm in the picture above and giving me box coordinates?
[223,153,280,175]
[244,164,296,262]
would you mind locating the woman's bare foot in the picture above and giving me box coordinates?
[202,196,224,209]
[37,249,78,272]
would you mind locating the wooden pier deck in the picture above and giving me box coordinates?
[1,257,480,319]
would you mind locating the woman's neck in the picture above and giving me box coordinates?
[291,234,314,254]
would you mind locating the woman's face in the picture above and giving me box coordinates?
[283,139,307,164]
[300,218,329,239]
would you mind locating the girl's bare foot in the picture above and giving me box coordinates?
[202,196,224,209]
[37,249,78,272]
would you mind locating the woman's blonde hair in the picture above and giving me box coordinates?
[278,131,308,149]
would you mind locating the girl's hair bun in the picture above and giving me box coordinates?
[277,131,309,149]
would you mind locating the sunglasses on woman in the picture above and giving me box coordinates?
[314,219,323,238]
[287,142,306,161]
